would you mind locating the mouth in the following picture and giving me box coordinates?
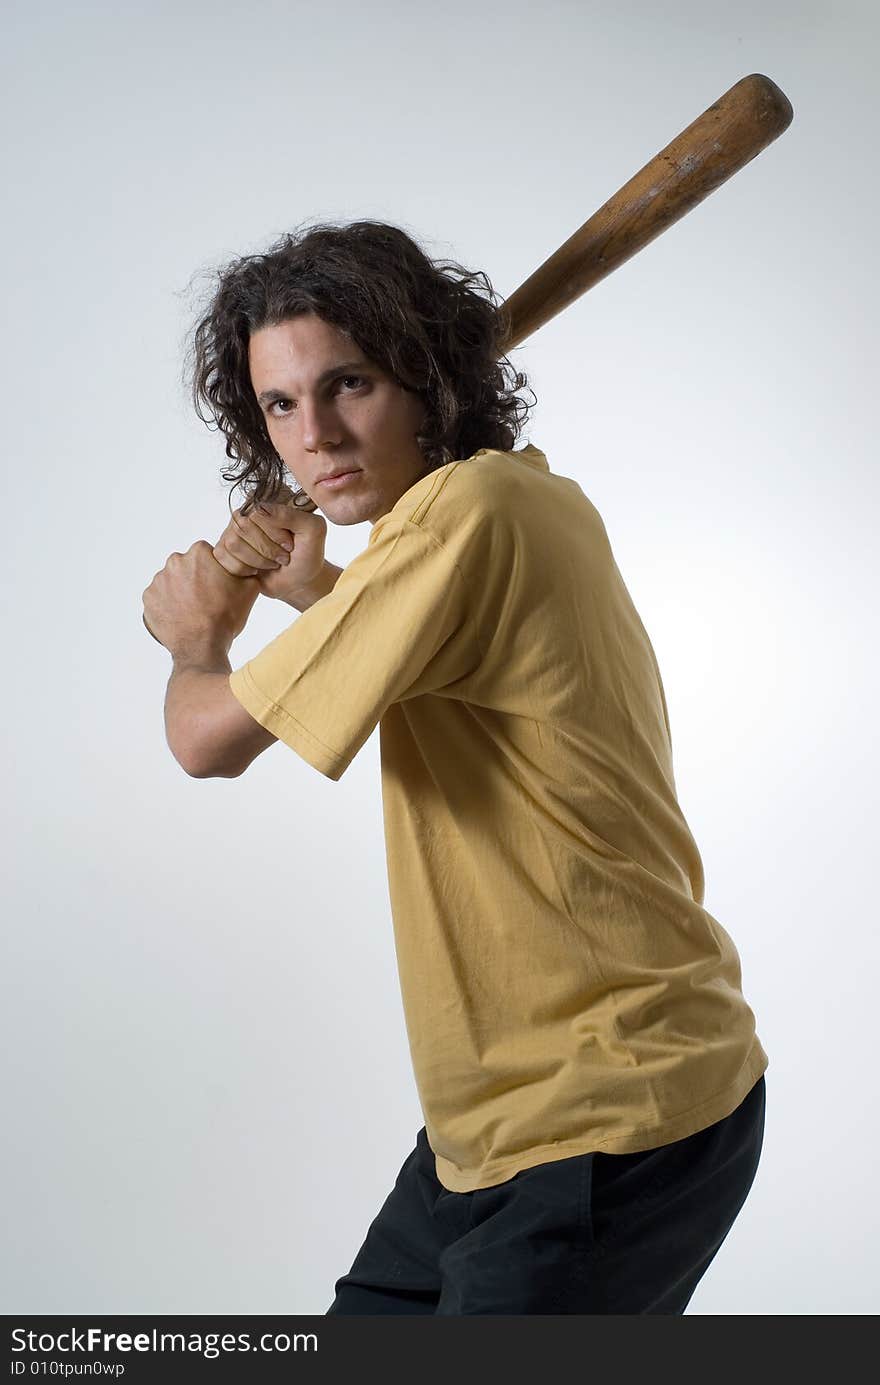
[318,469,362,490]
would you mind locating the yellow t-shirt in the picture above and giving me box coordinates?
[228,444,768,1193]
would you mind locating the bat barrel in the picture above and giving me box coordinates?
[497,73,794,354]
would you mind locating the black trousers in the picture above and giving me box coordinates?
[326,1074,766,1315]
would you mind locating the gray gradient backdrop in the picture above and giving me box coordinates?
[2,0,877,1315]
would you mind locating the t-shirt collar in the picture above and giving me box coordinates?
[472,443,549,472]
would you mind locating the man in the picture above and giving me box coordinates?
[143,220,768,1314]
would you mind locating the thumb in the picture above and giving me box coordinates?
[258,498,324,530]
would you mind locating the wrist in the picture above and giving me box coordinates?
[170,638,232,674]
[284,560,343,612]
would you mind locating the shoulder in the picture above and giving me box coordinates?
[375,445,546,543]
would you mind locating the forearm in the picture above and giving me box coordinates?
[164,647,237,777]
[164,642,278,778]
[284,560,344,612]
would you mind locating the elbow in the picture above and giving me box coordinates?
[170,740,245,780]
[184,761,243,780]
[164,690,274,779]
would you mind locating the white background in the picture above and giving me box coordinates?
[2,0,876,1315]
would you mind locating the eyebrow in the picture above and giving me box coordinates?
[256,361,370,407]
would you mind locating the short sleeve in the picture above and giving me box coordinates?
[228,518,480,780]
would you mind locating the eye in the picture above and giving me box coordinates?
[267,375,365,417]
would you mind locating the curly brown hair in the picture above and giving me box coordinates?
[182,219,536,516]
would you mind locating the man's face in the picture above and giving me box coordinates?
[248,313,430,525]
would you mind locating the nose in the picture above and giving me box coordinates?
[301,396,343,453]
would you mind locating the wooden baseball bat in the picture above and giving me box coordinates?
[146,76,793,643]
[279,74,792,520]
[497,72,793,353]
[220,72,792,531]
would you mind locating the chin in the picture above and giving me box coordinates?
[321,498,378,527]
[325,512,371,527]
